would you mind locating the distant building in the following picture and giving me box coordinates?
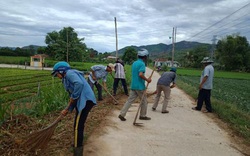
[30,54,47,67]
[106,56,117,60]
[154,59,181,67]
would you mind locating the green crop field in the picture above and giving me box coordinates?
[0,63,132,123]
[0,56,30,65]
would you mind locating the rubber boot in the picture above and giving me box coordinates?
[73,146,83,156]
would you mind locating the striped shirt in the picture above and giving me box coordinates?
[115,63,125,79]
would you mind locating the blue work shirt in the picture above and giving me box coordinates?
[63,69,97,112]
[89,65,108,83]
[131,59,146,90]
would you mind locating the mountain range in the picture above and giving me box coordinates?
[112,41,211,60]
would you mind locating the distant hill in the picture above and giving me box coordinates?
[21,45,45,51]
[0,45,45,51]
[111,41,211,60]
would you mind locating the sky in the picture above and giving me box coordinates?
[0,0,250,53]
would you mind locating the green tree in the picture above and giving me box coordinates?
[122,47,137,64]
[37,47,46,54]
[45,27,87,62]
[216,34,250,71]
[182,45,209,68]
[0,47,16,56]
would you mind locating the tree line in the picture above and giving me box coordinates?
[178,34,250,71]
[0,46,39,57]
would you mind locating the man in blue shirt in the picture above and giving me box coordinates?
[118,49,152,121]
[192,57,214,113]
[87,64,114,101]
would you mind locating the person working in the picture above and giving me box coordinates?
[51,61,96,156]
[87,63,114,101]
[152,67,177,113]
[113,59,129,96]
[118,48,152,121]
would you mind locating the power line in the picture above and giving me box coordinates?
[186,1,250,41]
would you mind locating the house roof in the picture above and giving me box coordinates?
[31,54,48,58]
[155,58,168,62]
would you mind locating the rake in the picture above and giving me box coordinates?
[22,105,69,152]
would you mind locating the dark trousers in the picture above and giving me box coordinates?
[88,78,102,100]
[74,100,95,147]
[196,89,212,112]
[113,78,128,95]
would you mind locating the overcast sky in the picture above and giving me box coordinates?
[0,0,250,52]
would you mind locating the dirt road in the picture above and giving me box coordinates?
[84,67,245,156]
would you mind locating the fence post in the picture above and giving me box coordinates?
[37,82,40,96]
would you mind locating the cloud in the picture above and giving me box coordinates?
[0,0,250,52]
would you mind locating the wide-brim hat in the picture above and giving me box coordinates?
[201,57,214,63]
[108,63,115,71]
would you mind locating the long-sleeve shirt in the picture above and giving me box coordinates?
[88,65,108,83]
[63,69,97,112]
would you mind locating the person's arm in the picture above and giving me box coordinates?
[61,71,83,115]
[171,74,177,88]
[199,76,208,90]
[91,70,97,81]
[170,83,176,88]
[61,98,75,116]
[139,72,152,83]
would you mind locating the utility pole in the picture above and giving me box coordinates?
[114,17,118,59]
[211,35,217,60]
[66,30,69,62]
[171,27,177,67]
